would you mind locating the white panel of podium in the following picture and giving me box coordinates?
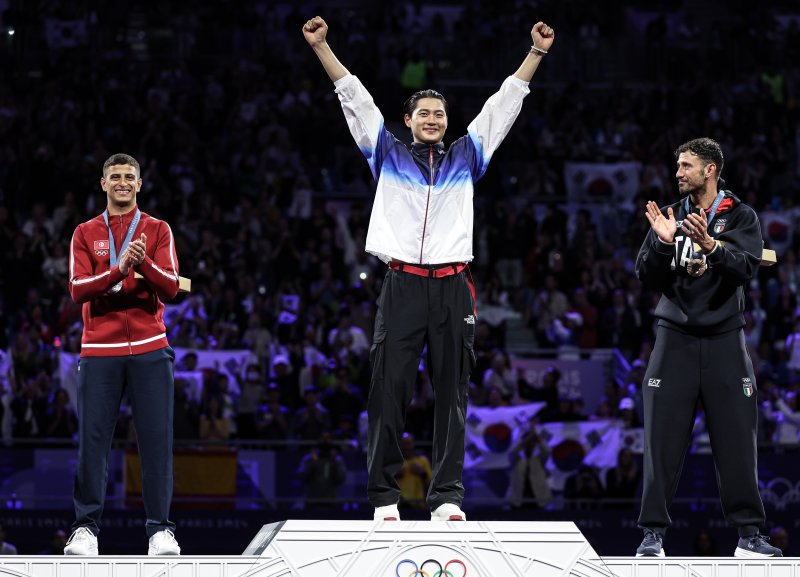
[246,519,613,576]
[1,521,798,577]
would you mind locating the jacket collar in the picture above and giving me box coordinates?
[410,142,445,156]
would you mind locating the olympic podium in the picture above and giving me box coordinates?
[2,521,799,577]
[241,520,613,576]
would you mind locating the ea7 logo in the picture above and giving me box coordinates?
[648,378,661,388]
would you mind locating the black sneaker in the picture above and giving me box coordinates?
[735,534,783,558]
[636,529,665,557]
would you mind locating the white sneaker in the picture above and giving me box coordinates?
[148,529,181,555]
[373,504,400,521]
[431,503,466,521]
[64,527,99,555]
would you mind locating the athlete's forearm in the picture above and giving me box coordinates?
[312,41,349,83]
[513,51,546,83]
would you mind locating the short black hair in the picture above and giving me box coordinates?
[675,138,724,179]
[403,89,448,118]
[102,153,141,177]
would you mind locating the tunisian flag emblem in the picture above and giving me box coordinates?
[94,240,110,257]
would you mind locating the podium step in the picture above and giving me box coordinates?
[1,521,797,577]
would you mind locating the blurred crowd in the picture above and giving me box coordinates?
[0,0,800,459]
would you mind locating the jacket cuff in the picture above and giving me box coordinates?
[653,238,676,255]
[705,241,722,265]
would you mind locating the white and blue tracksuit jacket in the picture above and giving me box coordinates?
[333,74,531,265]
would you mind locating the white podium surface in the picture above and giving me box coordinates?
[1,521,798,577]
[244,520,613,576]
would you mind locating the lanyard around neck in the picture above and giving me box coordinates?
[102,209,141,267]
[684,191,724,225]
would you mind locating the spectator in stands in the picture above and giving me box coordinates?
[605,447,641,509]
[322,365,364,428]
[241,313,273,367]
[42,389,78,439]
[769,526,793,557]
[397,433,432,510]
[564,464,605,510]
[327,308,369,358]
[598,288,641,360]
[618,397,641,428]
[506,418,552,509]
[486,386,508,408]
[571,397,588,420]
[291,385,331,441]
[482,350,517,403]
[764,390,800,446]
[199,396,231,444]
[530,274,569,347]
[256,383,291,443]
[520,366,560,413]
[11,378,47,438]
[296,431,346,508]
[38,529,67,555]
[173,377,199,441]
[271,354,300,411]
[236,363,266,439]
[692,530,720,556]
[0,522,18,555]
[540,395,580,422]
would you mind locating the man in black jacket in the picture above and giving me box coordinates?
[634,137,781,558]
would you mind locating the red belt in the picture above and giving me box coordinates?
[389,260,467,278]
[389,260,477,316]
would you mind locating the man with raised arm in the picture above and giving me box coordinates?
[303,16,554,521]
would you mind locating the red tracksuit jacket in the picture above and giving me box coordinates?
[69,205,180,357]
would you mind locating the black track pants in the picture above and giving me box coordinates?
[638,326,765,535]
[367,267,476,510]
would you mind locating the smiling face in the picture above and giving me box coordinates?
[404,97,448,144]
[101,164,141,214]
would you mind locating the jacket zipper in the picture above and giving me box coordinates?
[419,145,434,263]
[118,214,133,354]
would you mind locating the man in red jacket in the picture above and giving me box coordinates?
[65,153,181,556]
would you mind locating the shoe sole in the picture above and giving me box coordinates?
[734,547,780,558]
[635,550,665,557]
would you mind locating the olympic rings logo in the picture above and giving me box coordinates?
[395,558,467,577]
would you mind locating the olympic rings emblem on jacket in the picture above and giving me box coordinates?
[395,558,467,577]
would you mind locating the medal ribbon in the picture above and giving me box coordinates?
[102,208,141,268]
[684,190,724,226]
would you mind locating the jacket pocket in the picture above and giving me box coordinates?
[370,329,387,375]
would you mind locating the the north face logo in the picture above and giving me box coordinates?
[742,378,754,397]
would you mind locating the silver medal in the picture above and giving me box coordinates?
[109,281,123,293]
